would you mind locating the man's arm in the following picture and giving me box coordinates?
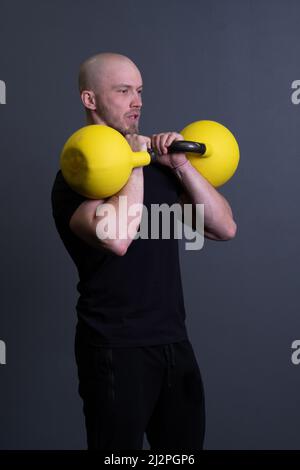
[69,167,143,255]
[174,161,237,240]
[69,135,149,256]
[150,131,237,241]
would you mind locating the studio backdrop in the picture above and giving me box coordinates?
[0,0,299,449]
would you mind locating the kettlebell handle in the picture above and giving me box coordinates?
[148,140,207,162]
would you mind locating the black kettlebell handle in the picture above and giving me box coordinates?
[148,140,206,162]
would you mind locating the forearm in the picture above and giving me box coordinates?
[173,160,237,240]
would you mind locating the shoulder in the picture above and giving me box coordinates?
[51,170,86,225]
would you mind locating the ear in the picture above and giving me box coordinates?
[81,90,96,110]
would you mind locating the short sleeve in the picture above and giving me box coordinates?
[51,170,87,229]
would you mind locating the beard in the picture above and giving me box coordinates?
[112,115,139,136]
[97,103,139,136]
[122,121,139,136]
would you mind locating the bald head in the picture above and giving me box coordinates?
[79,52,139,93]
[78,52,143,134]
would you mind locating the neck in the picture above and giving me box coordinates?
[86,110,106,126]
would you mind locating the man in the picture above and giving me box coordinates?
[51,52,237,450]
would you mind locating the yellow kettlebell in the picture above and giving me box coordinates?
[60,120,239,199]
[180,120,239,187]
[60,125,150,199]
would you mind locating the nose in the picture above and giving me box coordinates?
[131,91,142,108]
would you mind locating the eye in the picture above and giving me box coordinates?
[119,89,128,94]
[138,89,143,94]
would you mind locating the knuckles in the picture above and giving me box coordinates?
[125,134,150,151]
[126,131,184,152]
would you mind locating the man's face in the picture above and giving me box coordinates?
[94,61,143,135]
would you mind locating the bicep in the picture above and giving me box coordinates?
[69,199,106,249]
[69,198,127,255]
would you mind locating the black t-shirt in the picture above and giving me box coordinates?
[51,163,188,347]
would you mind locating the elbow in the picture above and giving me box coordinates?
[114,242,128,256]
[222,220,237,240]
[97,233,131,256]
[107,240,129,256]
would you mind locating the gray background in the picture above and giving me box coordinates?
[0,0,299,449]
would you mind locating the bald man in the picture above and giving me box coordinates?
[51,52,236,450]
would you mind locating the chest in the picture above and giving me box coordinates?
[143,163,180,207]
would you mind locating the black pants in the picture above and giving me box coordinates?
[75,326,205,450]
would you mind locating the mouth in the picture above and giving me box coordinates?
[126,113,140,122]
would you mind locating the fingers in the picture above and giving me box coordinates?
[151,132,184,155]
[125,134,151,152]
[145,136,152,149]
[124,131,183,154]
